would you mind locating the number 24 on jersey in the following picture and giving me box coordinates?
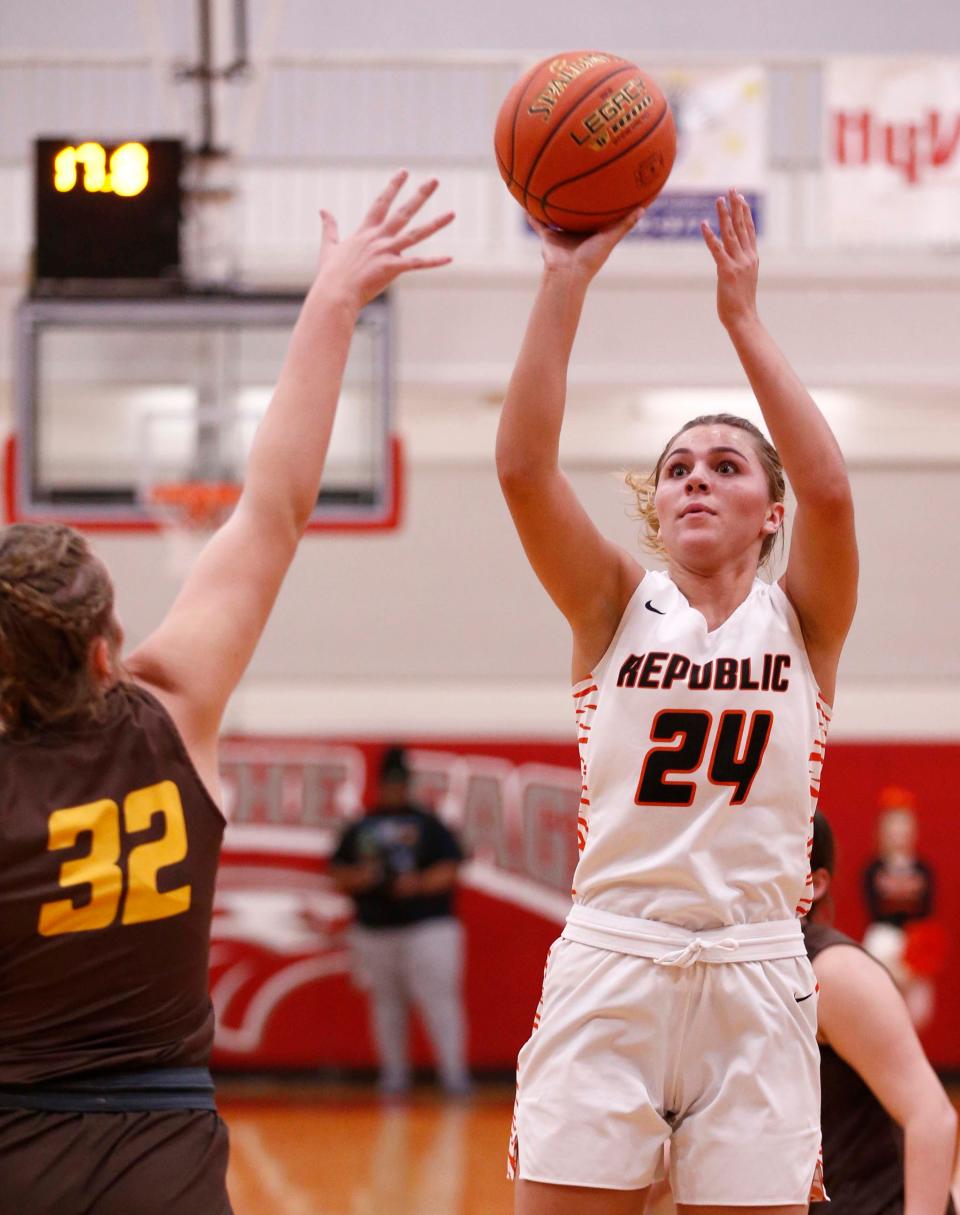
[636,709,773,807]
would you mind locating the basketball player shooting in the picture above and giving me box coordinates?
[0,172,452,1215]
[498,190,858,1215]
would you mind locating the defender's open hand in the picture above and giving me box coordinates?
[316,170,455,311]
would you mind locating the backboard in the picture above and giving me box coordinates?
[7,291,398,532]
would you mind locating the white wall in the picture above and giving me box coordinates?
[89,433,960,742]
[1,7,959,740]
[3,0,959,57]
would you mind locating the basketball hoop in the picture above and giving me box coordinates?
[145,480,241,577]
[148,480,242,531]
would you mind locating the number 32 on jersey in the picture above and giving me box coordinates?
[636,709,773,807]
[38,780,190,936]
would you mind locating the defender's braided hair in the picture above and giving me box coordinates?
[0,524,117,732]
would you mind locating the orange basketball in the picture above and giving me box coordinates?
[494,50,676,232]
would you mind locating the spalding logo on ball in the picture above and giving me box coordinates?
[495,50,677,232]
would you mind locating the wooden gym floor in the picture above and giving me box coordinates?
[219,1080,960,1215]
[221,1082,516,1215]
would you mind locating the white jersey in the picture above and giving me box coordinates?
[571,569,830,931]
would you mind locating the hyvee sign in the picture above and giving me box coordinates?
[826,58,960,245]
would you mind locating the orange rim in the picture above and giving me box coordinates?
[147,481,241,528]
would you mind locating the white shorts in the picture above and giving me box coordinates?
[509,912,825,1206]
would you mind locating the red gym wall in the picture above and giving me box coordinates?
[209,739,960,1073]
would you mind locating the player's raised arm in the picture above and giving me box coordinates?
[127,173,454,767]
[701,190,858,701]
[496,214,644,678]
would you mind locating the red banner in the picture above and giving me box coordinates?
[210,738,960,1071]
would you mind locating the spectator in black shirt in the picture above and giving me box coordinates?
[330,747,470,1096]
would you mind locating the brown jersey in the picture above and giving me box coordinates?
[0,683,225,1084]
[804,920,955,1215]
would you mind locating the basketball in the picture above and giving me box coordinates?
[494,50,677,232]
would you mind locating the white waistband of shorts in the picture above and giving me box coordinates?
[562,904,805,965]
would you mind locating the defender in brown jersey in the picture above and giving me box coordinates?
[0,174,453,1215]
[805,812,957,1215]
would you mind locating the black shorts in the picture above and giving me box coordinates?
[0,1107,232,1215]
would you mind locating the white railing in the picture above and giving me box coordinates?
[0,50,956,269]
[0,49,825,273]
[0,49,822,166]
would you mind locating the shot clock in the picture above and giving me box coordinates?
[34,138,183,281]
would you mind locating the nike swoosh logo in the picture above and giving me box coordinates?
[645,600,666,615]
[795,991,815,1003]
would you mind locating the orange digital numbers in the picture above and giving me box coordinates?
[53,141,149,197]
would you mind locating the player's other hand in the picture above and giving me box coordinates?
[315,170,455,311]
[391,872,423,898]
[533,208,641,284]
[701,189,760,332]
[355,860,385,892]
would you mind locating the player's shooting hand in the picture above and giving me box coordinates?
[701,190,760,332]
[315,170,455,312]
[532,208,641,284]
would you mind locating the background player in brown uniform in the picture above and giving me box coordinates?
[644,810,958,1215]
[0,173,452,1215]
[805,811,957,1215]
